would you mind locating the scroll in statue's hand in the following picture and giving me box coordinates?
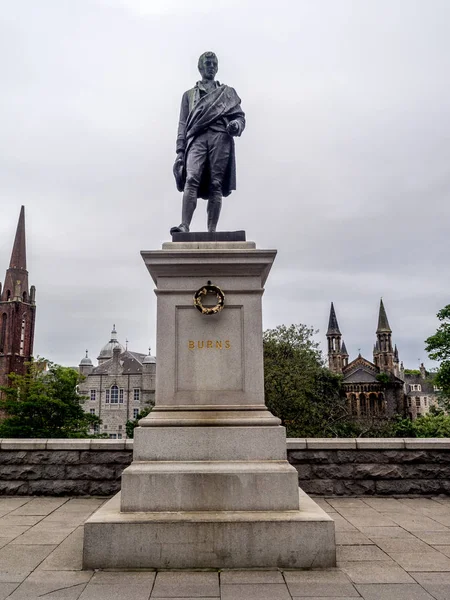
[226,120,240,136]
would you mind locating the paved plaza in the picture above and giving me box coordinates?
[1,496,450,598]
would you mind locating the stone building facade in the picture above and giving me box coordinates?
[77,326,155,438]
[0,207,36,389]
[402,363,440,419]
[327,300,405,418]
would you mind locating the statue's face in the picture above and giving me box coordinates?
[199,55,218,80]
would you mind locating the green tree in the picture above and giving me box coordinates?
[263,324,349,437]
[0,359,100,438]
[125,406,152,439]
[425,304,450,407]
[391,407,450,438]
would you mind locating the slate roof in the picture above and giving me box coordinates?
[90,350,149,375]
[403,373,436,395]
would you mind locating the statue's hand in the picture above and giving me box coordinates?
[227,120,240,136]
[175,151,184,164]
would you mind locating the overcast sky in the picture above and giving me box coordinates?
[1,0,449,369]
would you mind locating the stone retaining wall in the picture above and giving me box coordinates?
[287,438,450,496]
[1,438,449,496]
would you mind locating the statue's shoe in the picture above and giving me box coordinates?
[170,224,189,234]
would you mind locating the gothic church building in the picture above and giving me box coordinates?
[0,207,36,388]
[327,300,405,418]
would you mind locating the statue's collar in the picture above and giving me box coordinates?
[196,80,221,92]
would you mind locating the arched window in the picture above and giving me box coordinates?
[6,290,11,301]
[0,313,6,352]
[369,393,377,416]
[360,393,367,416]
[22,292,27,302]
[110,385,119,404]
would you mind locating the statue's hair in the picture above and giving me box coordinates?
[198,51,218,70]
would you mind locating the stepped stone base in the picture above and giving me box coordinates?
[83,490,336,569]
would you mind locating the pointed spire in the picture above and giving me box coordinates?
[377,298,391,333]
[394,344,399,360]
[341,340,348,356]
[327,302,341,335]
[9,206,27,271]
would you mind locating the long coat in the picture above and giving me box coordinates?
[174,84,245,199]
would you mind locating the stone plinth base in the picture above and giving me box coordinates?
[83,490,336,569]
[171,230,246,242]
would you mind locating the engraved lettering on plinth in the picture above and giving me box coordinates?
[176,306,243,392]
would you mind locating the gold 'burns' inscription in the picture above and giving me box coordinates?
[188,340,231,350]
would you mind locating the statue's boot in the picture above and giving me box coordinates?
[207,196,222,233]
[171,191,198,234]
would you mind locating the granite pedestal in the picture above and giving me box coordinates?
[83,240,336,569]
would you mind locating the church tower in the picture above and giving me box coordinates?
[375,299,394,374]
[0,207,36,387]
[327,302,343,373]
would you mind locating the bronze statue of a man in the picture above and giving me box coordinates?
[171,52,245,234]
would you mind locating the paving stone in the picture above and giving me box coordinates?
[9,570,92,600]
[358,527,414,539]
[220,570,284,584]
[0,543,56,571]
[10,498,68,516]
[291,598,361,600]
[434,545,450,558]
[0,499,30,514]
[336,532,374,545]
[411,572,450,600]
[38,527,84,571]
[337,546,390,562]
[370,537,432,553]
[0,537,13,549]
[388,551,450,571]
[0,572,31,583]
[81,582,152,600]
[0,515,43,526]
[332,514,358,532]
[284,570,359,597]
[90,572,155,584]
[414,531,450,544]
[0,525,31,538]
[425,513,450,527]
[388,514,448,532]
[328,499,369,509]
[11,526,76,545]
[344,514,396,528]
[355,583,436,599]
[339,561,414,584]
[361,498,405,511]
[220,583,290,599]
[0,583,20,600]
[151,572,219,598]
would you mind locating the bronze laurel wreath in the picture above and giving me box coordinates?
[193,284,225,315]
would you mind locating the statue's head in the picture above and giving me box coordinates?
[198,51,218,81]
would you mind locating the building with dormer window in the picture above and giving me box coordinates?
[77,326,155,438]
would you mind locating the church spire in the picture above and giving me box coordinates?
[326,302,343,373]
[9,206,27,271]
[376,298,394,374]
[377,298,391,333]
[327,302,341,335]
[1,206,29,303]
